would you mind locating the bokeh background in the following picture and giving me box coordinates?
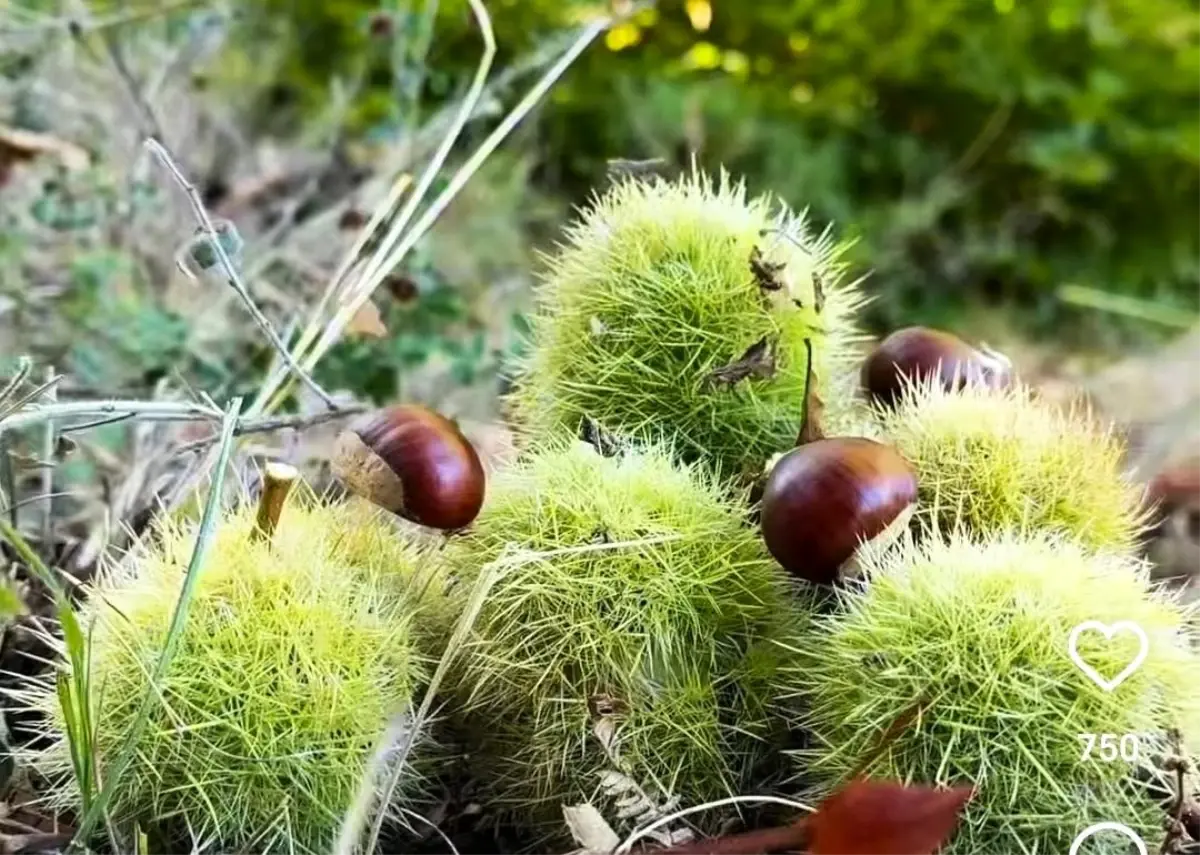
[257,0,1200,337]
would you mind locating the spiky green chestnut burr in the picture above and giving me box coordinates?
[507,166,869,481]
[13,494,432,854]
[878,377,1147,552]
[785,530,1200,854]
[441,438,809,839]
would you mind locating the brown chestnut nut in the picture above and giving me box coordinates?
[760,437,918,585]
[331,404,485,530]
[861,326,1012,408]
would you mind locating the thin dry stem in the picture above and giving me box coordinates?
[39,366,56,548]
[247,3,644,420]
[310,7,617,375]
[352,0,498,303]
[614,796,816,855]
[142,137,339,410]
[0,400,223,436]
[169,405,367,458]
[83,14,167,143]
[246,172,415,417]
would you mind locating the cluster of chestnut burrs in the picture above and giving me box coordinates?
[329,324,1012,587]
[760,325,1012,584]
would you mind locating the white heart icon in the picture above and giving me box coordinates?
[1067,621,1150,693]
[1068,822,1147,855]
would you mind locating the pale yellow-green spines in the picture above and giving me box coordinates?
[13,493,433,855]
[877,376,1147,553]
[440,437,807,839]
[507,166,869,481]
[784,529,1200,854]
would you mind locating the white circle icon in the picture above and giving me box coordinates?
[1068,822,1147,855]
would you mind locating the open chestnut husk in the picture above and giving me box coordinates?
[331,404,485,530]
[862,326,1012,408]
[760,437,918,585]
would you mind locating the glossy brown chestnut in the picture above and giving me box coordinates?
[760,437,918,585]
[331,404,485,530]
[861,326,1012,408]
[1145,460,1200,521]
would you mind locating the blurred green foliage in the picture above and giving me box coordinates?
[0,172,247,399]
[314,244,504,403]
[235,0,1200,342]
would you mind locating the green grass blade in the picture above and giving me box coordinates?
[55,672,89,811]
[0,515,67,600]
[58,606,95,810]
[0,576,26,618]
[0,504,99,816]
[1057,284,1199,329]
[72,397,243,845]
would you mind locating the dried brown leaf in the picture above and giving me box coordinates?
[580,415,624,458]
[707,337,776,388]
[563,803,620,854]
[805,779,973,855]
[0,126,89,171]
[750,247,787,293]
[811,272,826,313]
[345,299,388,339]
[796,339,825,444]
[652,776,967,855]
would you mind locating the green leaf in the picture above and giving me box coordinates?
[0,578,26,619]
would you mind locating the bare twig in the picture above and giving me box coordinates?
[315,3,619,372]
[39,367,56,548]
[57,414,138,434]
[242,23,590,417]
[1160,728,1195,854]
[1,490,79,519]
[249,2,646,420]
[169,404,367,458]
[247,171,414,414]
[142,137,339,410]
[2,398,365,473]
[0,373,65,423]
[0,357,33,406]
[351,0,499,305]
[0,434,16,527]
[77,16,168,144]
[0,400,223,436]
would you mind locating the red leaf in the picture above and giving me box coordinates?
[805,779,973,855]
